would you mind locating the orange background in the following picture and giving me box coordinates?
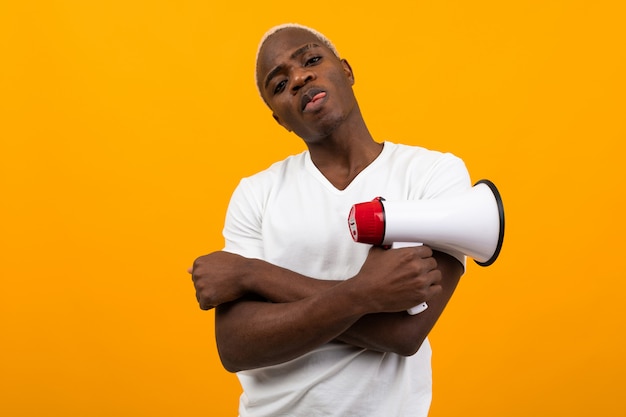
[2,1,625,416]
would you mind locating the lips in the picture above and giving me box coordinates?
[301,88,327,112]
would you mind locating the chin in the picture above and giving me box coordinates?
[302,113,348,142]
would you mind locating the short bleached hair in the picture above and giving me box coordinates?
[254,23,341,100]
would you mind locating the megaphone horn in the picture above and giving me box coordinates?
[347,179,505,266]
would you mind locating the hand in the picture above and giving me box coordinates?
[351,245,442,314]
[188,251,250,310]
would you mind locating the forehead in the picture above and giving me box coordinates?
[256,28,329,78]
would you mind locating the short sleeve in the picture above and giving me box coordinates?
[421,153,472,199]
[222,177,265,259]
[420,153,472,267]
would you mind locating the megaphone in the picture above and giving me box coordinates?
[347,179,505,314]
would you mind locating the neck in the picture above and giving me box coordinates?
[306,122,383,190]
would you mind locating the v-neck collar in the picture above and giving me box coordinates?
[303,142,392,194]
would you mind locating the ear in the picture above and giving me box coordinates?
[272,113,292,132]
[341,59,355,85]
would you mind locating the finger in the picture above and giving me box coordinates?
[187,266,193,274]
[423,256,438,272]
[196,291,212,311]
[428,270,443,286]
[197,295,215,311]
[415,245,433,258]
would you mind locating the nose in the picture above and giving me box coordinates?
[290,68,315,93]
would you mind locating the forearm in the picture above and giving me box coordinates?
[242,257,338,303]
[240,258,420,352]
[215,278,367,372]
[196,247,460,371]
[336,267,460,355]
[223,253,461,357]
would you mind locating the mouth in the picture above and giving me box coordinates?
[301,88,327,112]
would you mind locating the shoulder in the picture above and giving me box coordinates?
[384,141,464,165]
[243,151,307,182]
[235,151,308,193]
[227,151,310,213]
[383,141,468,179]
[382,141,471,197]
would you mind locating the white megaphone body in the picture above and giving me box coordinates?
[347,179,505,315]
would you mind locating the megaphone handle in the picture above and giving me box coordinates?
[391,242,429,315]
[407,302,428,315]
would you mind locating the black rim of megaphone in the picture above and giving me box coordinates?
[473,179,505,267]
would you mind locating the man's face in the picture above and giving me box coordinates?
[256,28,357,143]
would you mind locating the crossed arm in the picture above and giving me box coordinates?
[190,246,463,373]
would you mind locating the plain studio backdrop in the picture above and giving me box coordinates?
[1,1,625,416]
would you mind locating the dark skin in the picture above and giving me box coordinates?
[190,27,464,373]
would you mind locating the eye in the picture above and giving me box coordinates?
[273,79,287,95]
[305,56,322,66]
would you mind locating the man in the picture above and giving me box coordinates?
[190,23,471,416]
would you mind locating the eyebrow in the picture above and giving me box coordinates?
[291,43,320,60]
[264,43,321,90]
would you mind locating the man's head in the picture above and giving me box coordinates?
[254,23,359,143]
[255,23,340,98]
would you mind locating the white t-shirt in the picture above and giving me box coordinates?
[223,141,471,417]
